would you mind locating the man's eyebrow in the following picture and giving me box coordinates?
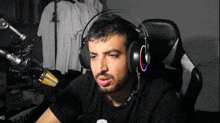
[89,52,97,55]
[89,49,122,55]
[104,49,122,54]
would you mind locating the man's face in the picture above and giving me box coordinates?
[89,34,130,94]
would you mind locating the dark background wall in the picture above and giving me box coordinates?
[104,0,219,40]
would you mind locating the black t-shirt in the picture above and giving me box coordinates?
[100,90,137,123]
[50,70,184,123]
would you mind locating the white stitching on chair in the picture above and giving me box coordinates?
[161,38,179,65]
[180,54,195,95]
[181,54,195,73]
[181,69,191,95]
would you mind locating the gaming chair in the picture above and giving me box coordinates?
[138,19,203,116]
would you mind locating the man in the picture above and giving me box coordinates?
[36,14,184,123]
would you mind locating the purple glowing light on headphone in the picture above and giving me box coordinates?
[140,45,148,71]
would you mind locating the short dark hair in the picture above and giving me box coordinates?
[86,13,140,50]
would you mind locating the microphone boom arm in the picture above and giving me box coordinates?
[0,18,58,87]
[0,18,26,40]
[0,48,58,87]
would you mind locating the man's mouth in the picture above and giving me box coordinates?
[98,78,111,86]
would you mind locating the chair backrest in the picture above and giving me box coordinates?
[138,19,203,113]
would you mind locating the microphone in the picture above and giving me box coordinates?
[0,48,58,87]
[0,18,26,40]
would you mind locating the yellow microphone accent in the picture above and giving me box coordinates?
[38,69,58,87]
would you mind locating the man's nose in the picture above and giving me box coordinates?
[97,58,108,74]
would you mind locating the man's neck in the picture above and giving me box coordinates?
[107,79,134,107]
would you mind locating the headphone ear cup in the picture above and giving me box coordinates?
[79,42,90,69]
[127,41,142,73]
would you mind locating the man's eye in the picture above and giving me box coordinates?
[109,54,119,58]
[90,55,96,59]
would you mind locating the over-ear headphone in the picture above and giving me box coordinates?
[78,10,150,73]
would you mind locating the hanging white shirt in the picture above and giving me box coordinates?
[61,1,83,72]
[37,2,56,70]
[38,1,82,74]
[55,1,82,74]
[85,0,103,13]
[68,0,90,71]
[69,1,98,72]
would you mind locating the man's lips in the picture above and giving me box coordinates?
[98,78,111,86]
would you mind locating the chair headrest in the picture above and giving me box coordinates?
[138,19,182,65]
[140,19,180,40]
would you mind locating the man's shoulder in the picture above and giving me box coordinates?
[141,77,172,95]
[135,77,180,122]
